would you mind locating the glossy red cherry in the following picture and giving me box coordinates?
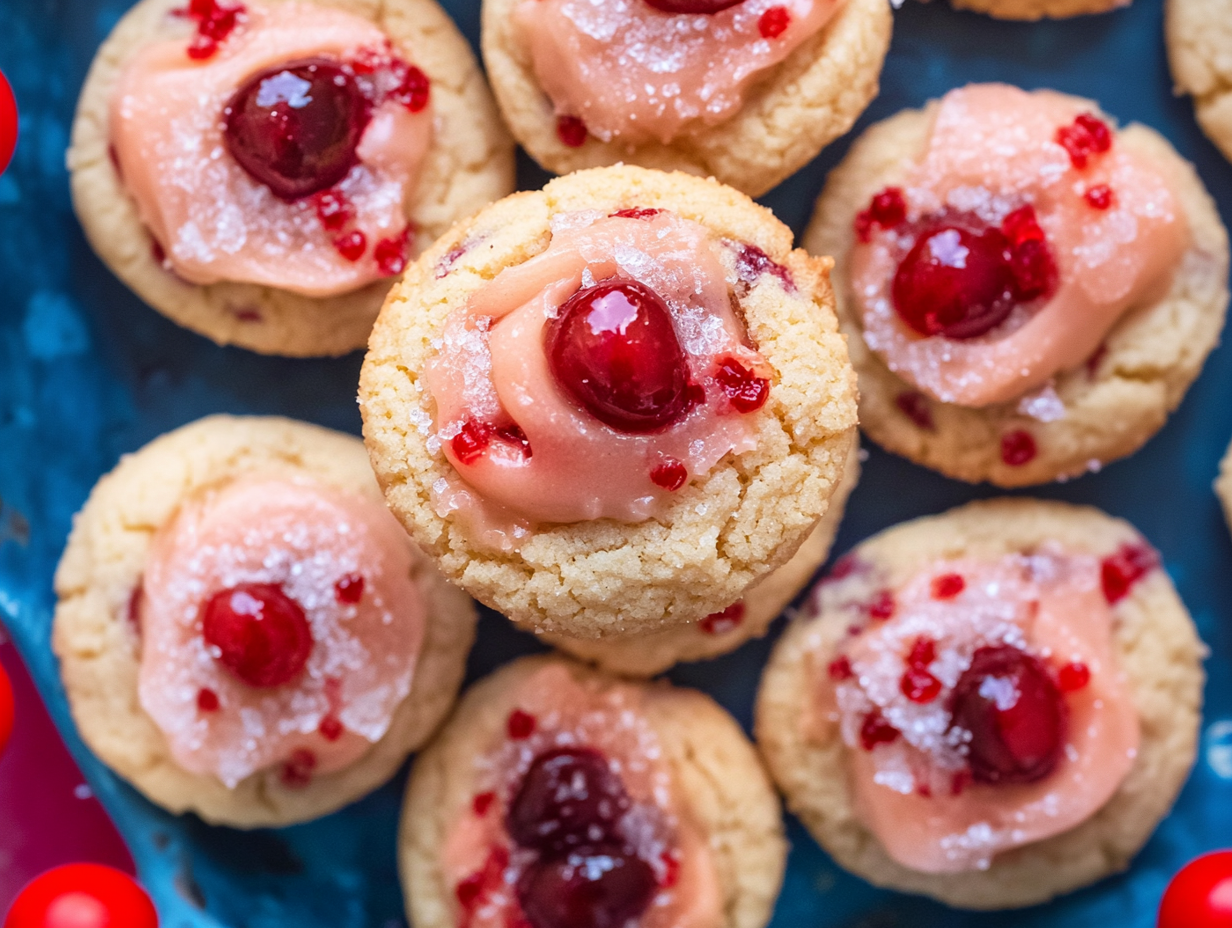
[642,0,743,13]
[201,583,313,688]
[508,747,632,855]
[545,280,690,433]
[0,661,13,757]
[948,644,1066,785]
[0,69,17,176]
[223,59,370,201]
[517,844,657,928]
[1158,851,1232,928]
[892,221,1014,339]
[4,864,158,928]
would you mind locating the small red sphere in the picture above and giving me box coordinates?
[5,864,158,928]
[201,583,314,688]
[0,661,13,757]
[758,5,791,38]
[0,69,17,176]
[555,114,588,148]
[1159,851,1232,928]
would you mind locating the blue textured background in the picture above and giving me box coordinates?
[2,0,1231,924]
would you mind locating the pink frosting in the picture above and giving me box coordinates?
[424,211,773,551]
[111,2,431,297]
[441,663,722,928]
[516,0,841,145]
[811,548,1139,873]
[138,474,425,787]
[851,84,1188,407]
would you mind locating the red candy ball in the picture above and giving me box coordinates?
[1159,852,1232,928]
[545,280,691,433]
[948,644,1066,785]
[5,864,158,928]
[201,583,313,688]
[223,58,370,201]
[0,661,13,757]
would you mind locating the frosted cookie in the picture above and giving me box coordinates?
[949,0,1127,20]
[400,655,786,928]
[546,441,859,677]
[68,0,515,357]
[1167,0,1232,164]
[360,165,859,639]
[805,84,1229,487]
[481,0,891,197]
[52,415,477,828]
[755,499,1204,909]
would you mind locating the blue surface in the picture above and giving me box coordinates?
[1,0,1231,925]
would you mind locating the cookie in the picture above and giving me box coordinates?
[755,498,1204,909]
[949,0,1127,20]
[400,654,786,928]
[68,0,515,357]
[480,0,891,198]
[52,415,477,828]
[545,440,860,677]
[360,164,859,639]
[1167,0,1232,164]
[804,84,1229,487]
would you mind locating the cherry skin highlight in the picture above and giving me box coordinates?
[201,583,313,688]
[545,280,691,433]
[1158,851,1232,928]
[507,747,632,855]
[948,644,1066,785]
[516,844,658,928]
[223,58,371,201]
[892,221,1014,339]
[5,864,158,928]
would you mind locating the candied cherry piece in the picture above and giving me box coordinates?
[517,844,658,928]
[201,582,313,688]
[507,747,632,855]
[948,644,1066,785]
[223,58,371,201]
[892,220,1014,339]
[1158,851,1232,928]
[545,279,691,433]
[1101,542,1159,604]
[643,0,743,12]
[5,864,158,928]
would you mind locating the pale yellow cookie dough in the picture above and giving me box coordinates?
[1167,0,1232,164]
[755,498,1205,910]
[481,0,892,198]
[68,0,515,357]
[804,90,1229,487]
[950,0,1127,20]
[360,165,859,640]
[52,415,477,828]
[545,440,860,677]
[400,654,787,928]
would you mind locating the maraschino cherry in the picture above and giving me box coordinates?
[1158,851,1232,928]
[545,280,691,433]
[0,661,13,757]
[642,0,743,13]
[507,747,632,854]
[948,644,1066,785]
[4,864,158,928]
[518,845,658,928]
[223,58,371,201]
[201,583,313,688]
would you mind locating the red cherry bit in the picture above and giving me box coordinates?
[318,714,344,741]
[334,573,365,604]
[280,748,318,787]
[472,791,496,816]
[1100,541,1159,604]
[5,864,158,928]
[1158,851,1232,928]
[1084,184,1114,210]
[1000,429,1037,467]
[866,589,895,621]
[758,5,790,37]
[700,601,745,634]
[895,390,934,431]
[507,708,536,740]
[827,655,854,681]
[859,709,900,750]
[1056,661,1090,693]
[931,573,965,600]
[196,688,220,713]
[650,459,688,491]
[556,115,588,148]
[333,230,367,262]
